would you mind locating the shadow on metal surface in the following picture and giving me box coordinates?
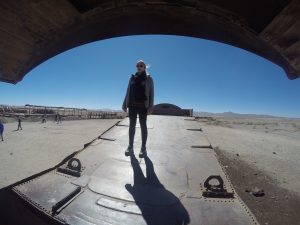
[125,153,190,225]
[0,187,55,225]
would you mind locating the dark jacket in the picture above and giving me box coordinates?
[122,73,154,114]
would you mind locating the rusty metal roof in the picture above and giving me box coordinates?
[0,0,299,83]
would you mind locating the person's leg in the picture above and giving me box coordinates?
[0,125,3,141]
[138,107,148,148]
[128,107,138,147]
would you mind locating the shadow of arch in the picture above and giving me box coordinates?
[125,153,190,225]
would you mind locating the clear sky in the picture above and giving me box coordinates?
[0,35,299,118]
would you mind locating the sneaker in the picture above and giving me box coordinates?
[139,146,147,158]
[125,145,133,156]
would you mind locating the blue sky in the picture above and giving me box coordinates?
[0,35,299,118]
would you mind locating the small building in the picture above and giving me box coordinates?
[152,103,193,117]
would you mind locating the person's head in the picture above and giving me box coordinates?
[136,60,148,74]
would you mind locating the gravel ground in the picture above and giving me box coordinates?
[198,117,300,225]
[1,116,299,224]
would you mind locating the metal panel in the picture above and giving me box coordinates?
[12,171,79,215]
[12,115,259,225]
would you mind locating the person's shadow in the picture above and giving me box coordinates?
[125,152,190,225]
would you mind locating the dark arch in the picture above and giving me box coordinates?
[154,103,182,110]
[0,0,299,84]
[152,103,193,116]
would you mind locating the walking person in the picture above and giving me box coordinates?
[42,114,47,123]
[17,117,22,130]
[55,113,59,123]
[56,113,62,124]
[0,122,4,141]
[58,114,62,123]
[122,60,154,158]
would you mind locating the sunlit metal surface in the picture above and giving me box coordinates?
[13,115,259,225]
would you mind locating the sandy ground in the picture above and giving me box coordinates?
[198,117,300,225]
[1,116,300,224]
[0,119,120,188]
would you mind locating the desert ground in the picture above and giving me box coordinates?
[0,116,299,225]
[0,118,120,188]
[198,117,300,225]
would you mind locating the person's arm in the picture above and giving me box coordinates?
[122,92,127,112]
[122,77,131,112]
[147,77,154,114]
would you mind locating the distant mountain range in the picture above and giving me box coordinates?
[192,111,297,119]
[3,104,296,119]
[98,108,298,119]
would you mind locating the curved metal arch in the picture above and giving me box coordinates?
[0,0,299,83]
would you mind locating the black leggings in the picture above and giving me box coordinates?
[128,106,147,147]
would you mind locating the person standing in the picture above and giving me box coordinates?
[58,114,62,123]
[0,122,4,141]
[56,113,62,124]
[122,60,154,158]
[17,117,22,130]
[42,114,47,123]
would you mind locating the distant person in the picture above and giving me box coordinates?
[0,122,3,141]
[57,114,62,124]
[122,60,154,158]
[17,117,22,130]
[55,113,60,123]
[42,115,47,123]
